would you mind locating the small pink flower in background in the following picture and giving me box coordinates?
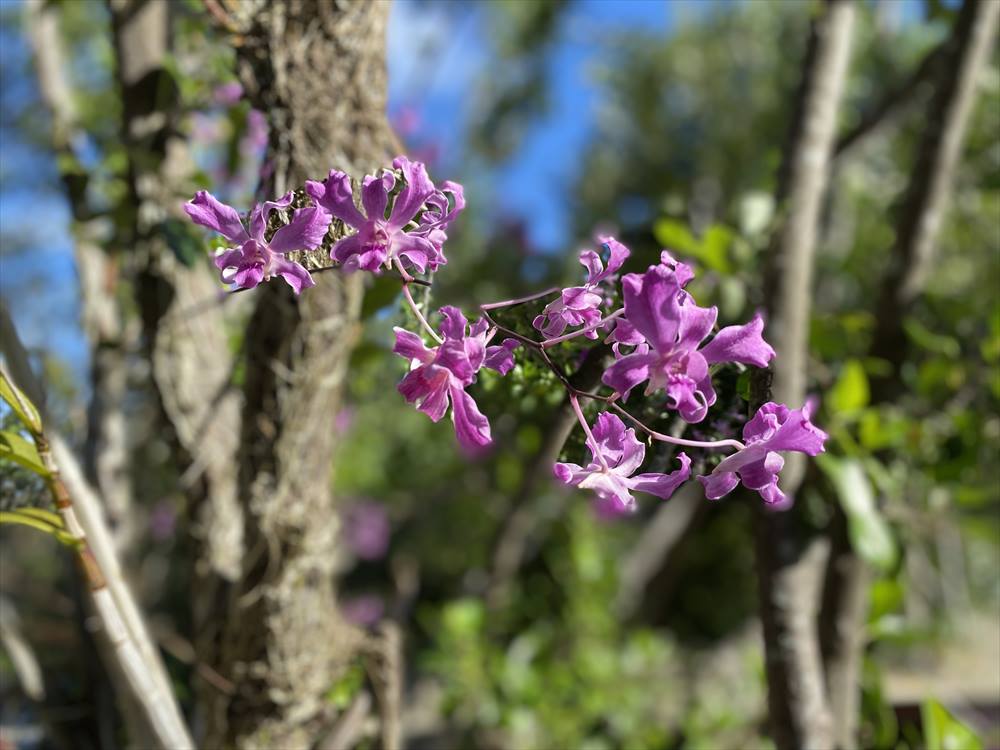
[334,406,356,435]
[245,109,268,151]
[555,412,691,514]
[149,501,177,541]
[392,105,421,136]
[184,190,330,294]
[213,81,244,106]
[697,401,828,505]
[342,502,391,561]
[341,594,384,627]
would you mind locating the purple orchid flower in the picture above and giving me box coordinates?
[697,401,828,505]
[554,412,691,513]
[305,156,463,275]
[533,237,630,339]
[342,502,391,561]
[602,260,775,423]
[393,306,518,452]
[413,179,465,271]
[184,190,330,294]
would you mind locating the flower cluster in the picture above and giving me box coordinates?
[555,412,691,513]
[184,190,330,294]
[393,307,518,453]
[183,156,464,293]
[533,237,628,340]
[184,155,827,516]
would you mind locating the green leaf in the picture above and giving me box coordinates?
[903,318,960,358]
[922,699,982,750]
[699,225,733,273]
[817,455,897,572]
[0,373,43,434]
[0,510,78,548]
[736,369,752,402]
[652,218,700,256]
[0,430,49,476]
[652,219,733,274]
[829,359,869,415]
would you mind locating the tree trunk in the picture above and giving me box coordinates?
[751,2,856,749]
[203,2,398,747]
[819,2,997,746]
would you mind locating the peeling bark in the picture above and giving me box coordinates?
[752,2,856,749]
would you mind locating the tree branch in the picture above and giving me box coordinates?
[833,42,946,159]
[752,2,856,748]
[820,3,998,746]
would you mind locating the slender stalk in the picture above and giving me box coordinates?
[480,287,560,310]
[540,309,625,348]
[401,282,443,345]
[609,402,746,451]
[569,394,608,470]
[479,309,543,349]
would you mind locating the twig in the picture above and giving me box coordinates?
[833,42,945,159]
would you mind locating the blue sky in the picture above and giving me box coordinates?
[387,0,678,251]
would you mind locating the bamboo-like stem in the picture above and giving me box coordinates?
[1,352,193,749]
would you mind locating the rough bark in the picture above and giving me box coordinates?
[751,3,856,749]
[819,3,997,746]
[201,2,398,747]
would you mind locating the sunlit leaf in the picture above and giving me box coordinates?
[922,699,982,750]
[652,218,700,256]
[0,373,43,435]
[829,359,869,415]
[0,430,49,476]
[903,318,960,357]
[817,454,897,572]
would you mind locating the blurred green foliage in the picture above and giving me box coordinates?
[1,0,996,747]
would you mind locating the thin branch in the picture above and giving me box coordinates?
[833,42,946,159]
[609,402,746,451]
